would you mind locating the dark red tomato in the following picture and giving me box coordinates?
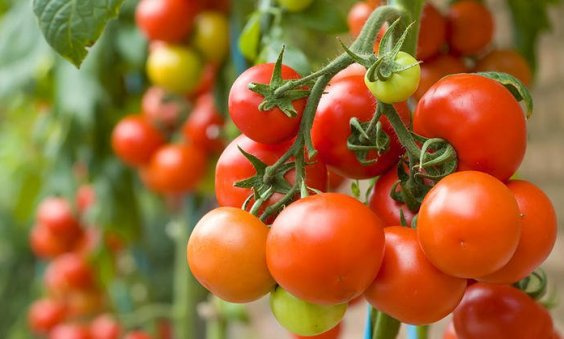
[293,322,342,339]
[28,298,67,334]
[90,314,121,339]
[37,197,81,236]
[142,87,186,130]
[414,74,527,181]
[44,253,94,294]
[76,185,95,215]
[453,283,554,339]
[49,323,92,339]
[228,63,306,144]
[365,227,467,325]
[347,2,374,37]
[413,54,466,101]
[475,49,533,87]
[124,331,152,339]
[368,167,416,226]
[111,115,166,167]
[135,0,198,43]
[312,75,410,179]
[145,143,207,194]
[267,193,385,305]
[417,3,446,60]
[447,0,494,56]
[215,134,327,216]
[30,223,77,258]
[479,180,557,283]
[182,93,225,153]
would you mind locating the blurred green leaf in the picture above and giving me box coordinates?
[238,12,262,60]
[258,41,311,75]
[286,0,348,34]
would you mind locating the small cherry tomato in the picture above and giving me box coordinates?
[44,253,95,294]
[30,223,77,258]
[193,11,229,62]
[135,0,198,43]
[142,87,187,130]
[277,0,315,12]
[368,167,416,226]
[417,3,446,60]
[147,44,203,95]
[111,115,165,167]
[182,93,225,153]
[347,2,374,37]
[413,54,466,101]
[28,298,67,334]
[365,51,421,103]
[447,0,494,56]
[475,49,533,87]
[49,323,92,339]
[90,314,121,339]
[37,197,81,236]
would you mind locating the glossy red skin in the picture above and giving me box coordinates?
[90,314,121,339]
[475,49,533,87]
[330,63,366,84]
[347,2,373,37]
[417,3,446,60]
[111,115,166,167]
[293,322,342,339]
[124,331,152,339]
[135,0,198,43]
[365,227,467,325]
[28,298,67,334]
[479,180,557,283]
[182,93,225,153]
[414,74,527,181]
[267,193,385,305]
[453,283,554,339]
[369,167,416,226]
[49,323,92,339]
[215,135,327,214]
[44,253,94,294]
[414,54,466,101]
[312,76,410,179]
[30,223,77,258]
[447,0,494,56]
[142,87,186,130]
[76,185,96,214]
[228,63,306,144]
[37,197,81,236]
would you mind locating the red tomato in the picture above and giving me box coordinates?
[479,180,557,283]
[187,207,276,302]
[37,197,81,236]
[414,73,527,181]
[228,63,306,144]
[28,298,67,334]
[413,54,466,101]
[90,314,121,339]
[267,193,385,305]
[124,331,152,339]
[447,0,494,56]
[182,93,225,153]
[135,0,198,43]
[453,283,554,339]
[327,170,346,192]
[368,167,416,226]
[76,185,96,215]
[347,2,374,37]
[330,63,366,84]
[365,227,467,325]
[44,253,94,294]
[417,171,522,279]
[145,143,207,194]
[312,75,410,179]
[49,323,92,339]
[475,49,533,87]
[417,3,446,60]
[30,223,77,258]
[293,322,342,339]
[142,87,187,130]
[111,115,166,167]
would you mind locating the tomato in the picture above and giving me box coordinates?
[44,253,94,294]
[479,180,557,283]
[417,3,446,60]
[327,170,346,192]
[270,287,346,336]
[89,314,121,339]
[124,331,151,339]
[446,0,494,56]
[267,193,385,304]
[111,115,165,167]
[142,87,186,130]
[312,75,410,179]
[368,167,416,226]
[135,0,198,43]
[215,135,327,217]
[293,322,342,339]
[182,93,225,153]
[413,54,466,101]
[347,2,374,37]
[193,11,229,62]
[30,223,77,258]
[228,63,306,144]
[37,197,81,236]
[443,321,458,339]
[147,44,203,95]
[414,73,527,181]
[49,323,92,339]
[28,298,67,334]
[187,207,275,302]
[145,143,207,194]
[475,49,532,87]
[330,63,366,84]
[76,185,95,215]
[278,0,314,12]
[453,283,554,339]
[364,227,467,325]
[365,51,421,103]
[417,171,522,278]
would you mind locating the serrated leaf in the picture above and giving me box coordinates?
[286,0,347,34]
[33,0,125,67]
[238,12,261,61]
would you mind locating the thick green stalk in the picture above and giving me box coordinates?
[416,325,429,339]
[387,0,425,55]
[372,310,401,339]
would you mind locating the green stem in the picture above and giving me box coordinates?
[206,317,227,339]
[415,325,429,339]
[372,310,401,339]
[387,0,425,55]
[381,103,420,158]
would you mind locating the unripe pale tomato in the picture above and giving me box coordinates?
[278,0,315,12]
[193,11,229,62]
[292,322,342,339]
[111,115,165,167]
[147,45,203,95]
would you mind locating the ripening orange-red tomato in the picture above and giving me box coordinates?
[417,3,447,60]
[475,49,533,87]
[447,0,494,55]
[111,115,166,167]
[413,54,467,101]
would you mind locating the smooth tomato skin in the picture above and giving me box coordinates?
[37,197,81,236]
[365,52,421,104]
[270,287,346,336]
[90,314,121,339]
[414,74,527,181]
[147,45,203,95]
[44,253,94,294]
[267,193,386,305]
[365,227,467,325]
[413,54,466,101]
[312,76,410,179]
[293,322,342,339]
[417,171,522,279]
[145,143,207,194]
[30,223,77,258]
[49,323,92,339]
[479,180,557,283]
[124,331,151,339]
[135,0,198,43]
[447,0,494,55]
[475,49,533,87]
[193,11,229,62]
[142,87,186,130]
[347,2,373,37]
[330,63,366,84]
[453,283,554,339]
[417,3,446,60]
[187,207,276,303]
[228,63,306,144]
[111,115,165,167]
[368,167,416,226]
[182,93,225,153]
[28,298,67,334]
[278,0,314,12]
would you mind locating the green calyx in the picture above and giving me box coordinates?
[347,105,391,165]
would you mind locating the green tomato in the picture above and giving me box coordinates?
[193,11,229,62]
[146,44,203,94]
[365,51,421,103]
[270,287,346,336]
[278,0,315,12]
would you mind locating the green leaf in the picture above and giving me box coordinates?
[286,0,348,34]
[33,0,126,67]
[477,71,533,119]
[257,40,311,76]
[238,12,262,61]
